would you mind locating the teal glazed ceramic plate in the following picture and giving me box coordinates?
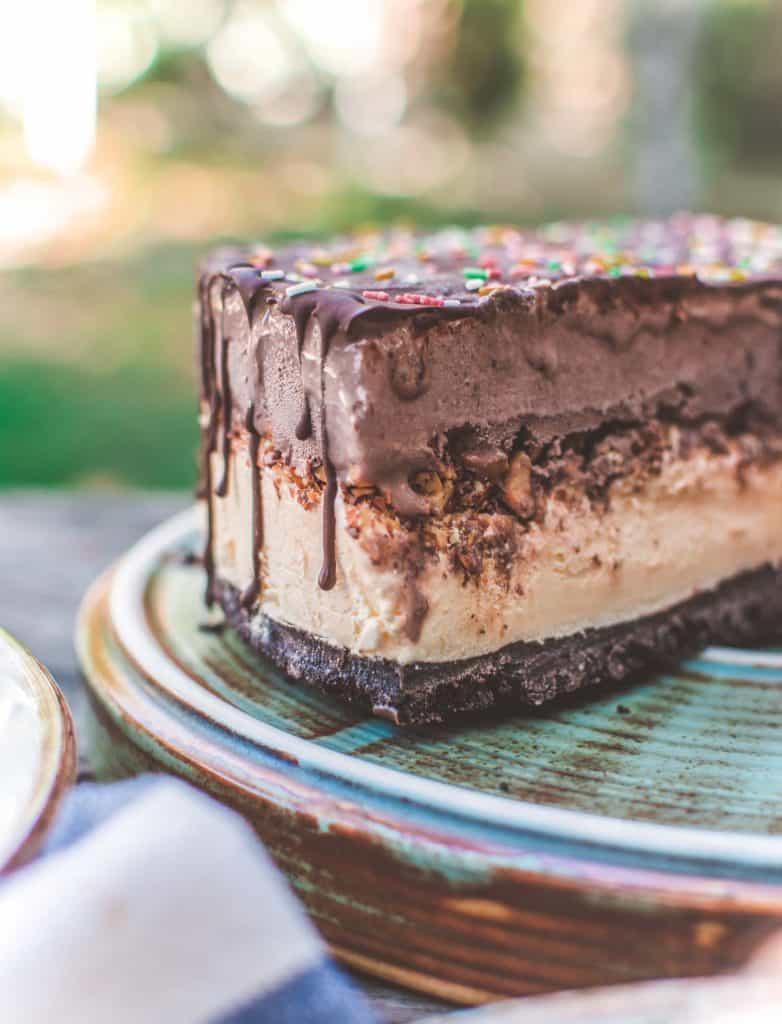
[77,507,782,1004]
[0,630,76,874]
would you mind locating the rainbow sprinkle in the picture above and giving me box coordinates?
[242,215,782,314]
[285,281,319,298]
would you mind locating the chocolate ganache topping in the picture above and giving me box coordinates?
[197,215,782,597]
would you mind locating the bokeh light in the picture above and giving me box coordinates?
[335,72,408,137]
[525,0,630,158]
[3,0,97,175]
[206,4,297,105]
[96,5,158,95]
[4,0,782,488]
[147,0,227,49]
[277,0,388,77]
[346,109,469,196]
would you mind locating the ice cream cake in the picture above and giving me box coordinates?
[196,216,782,724]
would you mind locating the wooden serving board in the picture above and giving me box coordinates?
[76,507,782,1004]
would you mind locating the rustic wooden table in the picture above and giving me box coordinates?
[0,490,451,1024]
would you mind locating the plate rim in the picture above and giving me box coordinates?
[105,505,782,871]
[0,630,77,873]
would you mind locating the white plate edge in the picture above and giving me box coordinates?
[0,630,67,869]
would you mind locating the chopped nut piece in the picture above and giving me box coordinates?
[502,452,536,518]
[411,470,453,513]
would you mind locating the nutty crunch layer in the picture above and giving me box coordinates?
[254,406,780,518]
[222,409,782,592]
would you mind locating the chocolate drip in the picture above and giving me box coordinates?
[290,298,317,442]
[212,265,275,500]
[287,289,371,443]
[215,327,233,498]
[203,390,219,606]
[203,475,215,605]
[295,401,312,441]
[198,267,272,604]
[225,264,268,319]
[317,311,339,594]
[197,278,216,398]
[319,455,338,591]
[281,290,360,590]
[196,275,221,604]
[195,277,216,500]
[241,402,263,608]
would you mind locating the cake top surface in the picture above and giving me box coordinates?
[205,214,782,314]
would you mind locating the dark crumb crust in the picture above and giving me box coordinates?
[215,564,782,726]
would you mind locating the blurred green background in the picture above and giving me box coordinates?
[2,0,782,490]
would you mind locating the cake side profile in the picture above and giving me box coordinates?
[196,216,782,724]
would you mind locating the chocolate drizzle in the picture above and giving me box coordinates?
[202,393,218,607]
[197,276,220,605]
[211,263,277,501]
[215,328,233,499]
[291,299,314,443]
[281,290,361,591]
[286,288,370,441]
[295,402,312,442]
[225,264,268,319]
[319,455,338,591]
[197,266,274,605]
[195,277,215,501]
[241,401,263,608]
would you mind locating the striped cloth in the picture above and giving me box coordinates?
[0,777,376,1024]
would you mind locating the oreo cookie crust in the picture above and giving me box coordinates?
[215,565,782,726]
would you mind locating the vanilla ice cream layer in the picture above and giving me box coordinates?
[209,443,782,665]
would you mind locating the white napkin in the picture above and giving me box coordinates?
[0,779,341,1024]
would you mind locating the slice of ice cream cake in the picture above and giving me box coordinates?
[196,216,782,724]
